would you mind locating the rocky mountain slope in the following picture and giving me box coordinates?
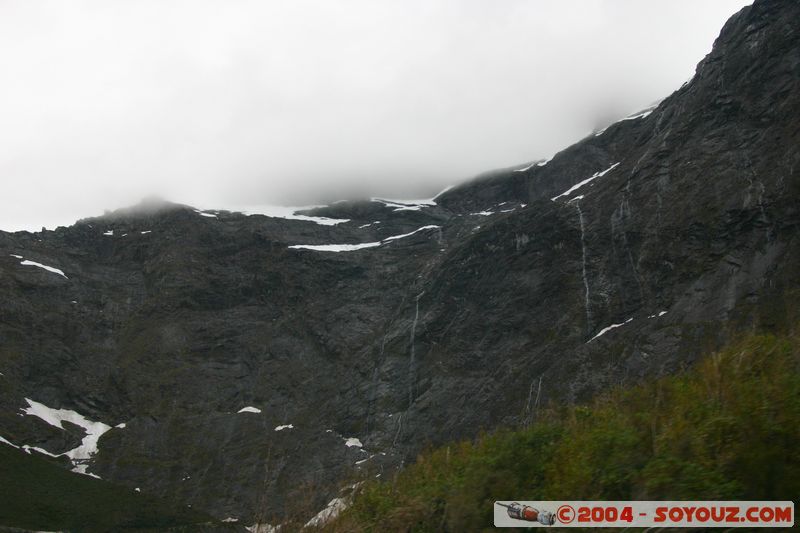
[1,0,798,529]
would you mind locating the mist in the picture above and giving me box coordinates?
[0,0,752,231]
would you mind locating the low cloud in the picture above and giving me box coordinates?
[0,0,751,230]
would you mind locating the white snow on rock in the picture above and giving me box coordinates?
[289,225,440,253]
[594,103,660,136]
[372,194,439,212]
[289,242,381,252]
[274,424,294,431]
[432,185,454,199]
[21,398,112,476]
[224,204,350,226]
[621,108,655,121]
[551,163,620,201]
[344,437,363,448]
[22,444,61,458]
[587,318,634,343]
[513,158,551,172]
[382,225,440,242]
[0,435,19,449]
[237,406,262,414]
[372,199,424,212]
[18,259,68,278]
[305,497,349,528]
[370,185,453,211]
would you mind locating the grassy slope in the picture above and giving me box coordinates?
[0,444,218,532]
[325,331,800,532]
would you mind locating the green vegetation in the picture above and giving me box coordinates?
[0,444,216,532]
[326,331,800,532]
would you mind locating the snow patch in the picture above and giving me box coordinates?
[18,259,68,278]
[274,424,294,431]
[370,186,453,210]
[305,497,349,528]
[371,195,438,212]
[513,158,551,172]
[382,225,440,242]
[103,230,114,236]
[22,444,61,458]
[594,103,659,136]
[648,310,668,319]
[621,108,654,121]
[288,242,381,252]
[225,204,349,226]
[432,185,454,200]
[289,225,440,253]
[587,318,633,343]
[0,435,19,449]
[344,437,363,448]
[194,209,218,218]
[21,398,112,476]
[551,163,620,201]
[237,406,262,414]
[140,230,151,235]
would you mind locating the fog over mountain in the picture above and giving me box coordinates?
[1,0,798,529]
[0,0,751,231]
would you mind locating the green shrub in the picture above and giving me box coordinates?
[326,331,800,532]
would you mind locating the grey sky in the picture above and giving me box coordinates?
[0,0,751,231]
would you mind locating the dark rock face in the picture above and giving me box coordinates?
[1,0,799,526]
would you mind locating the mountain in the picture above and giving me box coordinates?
[1,0,798,529]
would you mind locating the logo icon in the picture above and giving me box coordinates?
[496,502,556,525]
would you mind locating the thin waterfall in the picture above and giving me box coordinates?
[408,292,423,407]
[571,197,592,335]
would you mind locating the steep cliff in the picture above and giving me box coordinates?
[0,0,798,527]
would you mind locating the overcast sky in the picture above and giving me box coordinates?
[0,0,751,231]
